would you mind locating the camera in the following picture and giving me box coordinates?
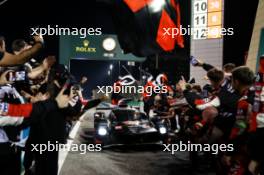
[7,71,26,82]
[63,77,80,96]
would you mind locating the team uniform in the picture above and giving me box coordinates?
[0,84,27,175]
[247,70,264,173]
[183,77,253,138]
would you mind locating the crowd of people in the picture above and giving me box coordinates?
[139,57,264,175]
[1,33,264,175]
[0,35,105,175]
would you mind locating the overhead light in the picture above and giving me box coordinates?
[149,0,166,13]
[102,37,116,52]
[109,64,113,70]
[127,61,135,66]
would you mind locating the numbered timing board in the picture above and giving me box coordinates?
[192,0,223,39]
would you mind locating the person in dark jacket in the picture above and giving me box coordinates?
[24,64,103,175]
[0,84,70,175]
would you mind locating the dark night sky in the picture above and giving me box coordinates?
[224,0,259,66]
[0,0,97,54]
[0,0,259,78]
[0,0,258,59]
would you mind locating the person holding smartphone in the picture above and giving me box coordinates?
[0,35,43,67]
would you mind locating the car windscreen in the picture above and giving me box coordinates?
[112,110,136,122]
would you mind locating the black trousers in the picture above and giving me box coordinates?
[248,128,264,164]
[0,143,21,175]
[34,150,59,175]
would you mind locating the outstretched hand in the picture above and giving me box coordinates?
[0,70,14,85]
[178,76,187,91]
[55,87,70,108]
[42,56,56,70]
[33,34,44,44]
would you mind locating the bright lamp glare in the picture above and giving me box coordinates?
[109,64,113,70]
[149,0,166,13]
[98,127,107,136]
[159,127,167,134]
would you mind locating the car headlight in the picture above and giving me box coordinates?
[159,127,167,134]
[94,113,100,118]
[98,127,107,136]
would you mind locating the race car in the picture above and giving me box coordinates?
[93,105,168,146]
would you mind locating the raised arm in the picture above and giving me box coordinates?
[0,35,44,66]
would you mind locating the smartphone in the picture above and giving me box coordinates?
[63,79,72,95]
[8,71,26,82]
[63,78,80,96]
[190,56,199,66]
